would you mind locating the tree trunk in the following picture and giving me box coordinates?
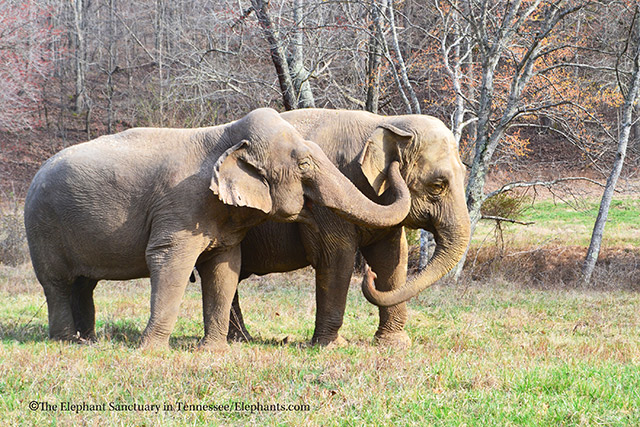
[387,1,420,114]
[252,0,298,111]
[365,0,387,114]
[450,53,502,281]
[72,0,87,114]
[106,0,117,134]
[155,0,165,125]
[582,32,640,285]
[289,0,315,108]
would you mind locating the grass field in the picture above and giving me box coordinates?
[472,196,640,248]
[1,197,639,425]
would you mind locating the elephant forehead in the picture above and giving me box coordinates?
[414,148,453,170]
[415,137,465,170]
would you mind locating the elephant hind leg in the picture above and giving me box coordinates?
[227,290,253,342]
[199,245,241,351]
[311,248,357,346]
[41,278,76,341]
[360,227,411,349]
[71,277,99,342]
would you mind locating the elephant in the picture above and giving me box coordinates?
[23,108,412,350]
[227,108,471,347]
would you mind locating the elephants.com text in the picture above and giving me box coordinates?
[28,400,311,414]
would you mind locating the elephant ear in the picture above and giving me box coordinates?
[357,124,413,195]
[210,140,272,214]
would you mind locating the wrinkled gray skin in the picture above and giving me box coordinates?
[24,108,411,350]
[229,109,471,347]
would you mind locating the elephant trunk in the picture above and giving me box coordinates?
[312,160,411,228]
[362,212,470,307]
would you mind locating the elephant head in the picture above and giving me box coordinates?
[209,108,411,229]
[357,117,471,306]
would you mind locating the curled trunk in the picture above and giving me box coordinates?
[313,160,410,228]
[362,214,470,306]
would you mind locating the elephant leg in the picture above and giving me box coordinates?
[311,248,357,346]
[41,278,76,341]
[140,242,201,349]
[70,277,99,342]
[198,245,241,351]
[227,289,253,342]
[361,227,411,348]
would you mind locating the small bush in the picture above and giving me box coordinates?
[481,191,530,220]
[0,191,29,266]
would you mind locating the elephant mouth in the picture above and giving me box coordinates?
[283,196,317,230]
[401,213,430,230]
[304,195,314,211]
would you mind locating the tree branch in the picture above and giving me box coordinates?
[481,215,535,225]
[484,177,607,202]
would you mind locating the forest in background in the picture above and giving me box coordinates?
[1,0,639,284]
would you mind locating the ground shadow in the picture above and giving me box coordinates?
[99,320,143,348]
[229,334,316,349]
[0,321,48,343]
[0,319,318,350]
[99,321,202,350]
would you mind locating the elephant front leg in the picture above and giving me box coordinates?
[311,248,357,346]
[361,227,411,348]
[141,243,201,350]
[198,245,241,351]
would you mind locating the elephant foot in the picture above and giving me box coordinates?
[77,331,98,344]
[77,334,97,345]
[139,335,170,351]
[51,333,90,345]
[311,334,347,347]
[49,327,79,343]
[227,326,253,343]
[197,338,230,353]
[374,331,411,349]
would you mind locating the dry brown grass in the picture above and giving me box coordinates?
[460,245,640,290]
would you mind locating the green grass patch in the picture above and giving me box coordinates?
[473,196,640,248]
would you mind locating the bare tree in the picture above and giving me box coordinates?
[105,0,118,133]
[433,0,475,144]
[71,0,88,115]
[365,0,387,113]
[251,0,298,110]
[582,5,640,284]
[441,0,585,279]
[289,0,315,108]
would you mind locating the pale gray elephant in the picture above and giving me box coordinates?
[228,109,471,347]
[24,108,411,350]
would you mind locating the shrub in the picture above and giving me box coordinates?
[481,191,530,220]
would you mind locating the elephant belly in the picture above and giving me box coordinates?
[240,222,310,277]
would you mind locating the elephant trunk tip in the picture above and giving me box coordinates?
[361,267,383,306]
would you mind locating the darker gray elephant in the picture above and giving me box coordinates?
[229,108,471,347]
[24,108,411,350]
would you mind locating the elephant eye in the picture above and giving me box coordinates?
[430,180,447,194]
[298,158,312,172]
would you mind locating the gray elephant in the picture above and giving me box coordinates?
[24,108,411,350]
[228,108,471,347]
